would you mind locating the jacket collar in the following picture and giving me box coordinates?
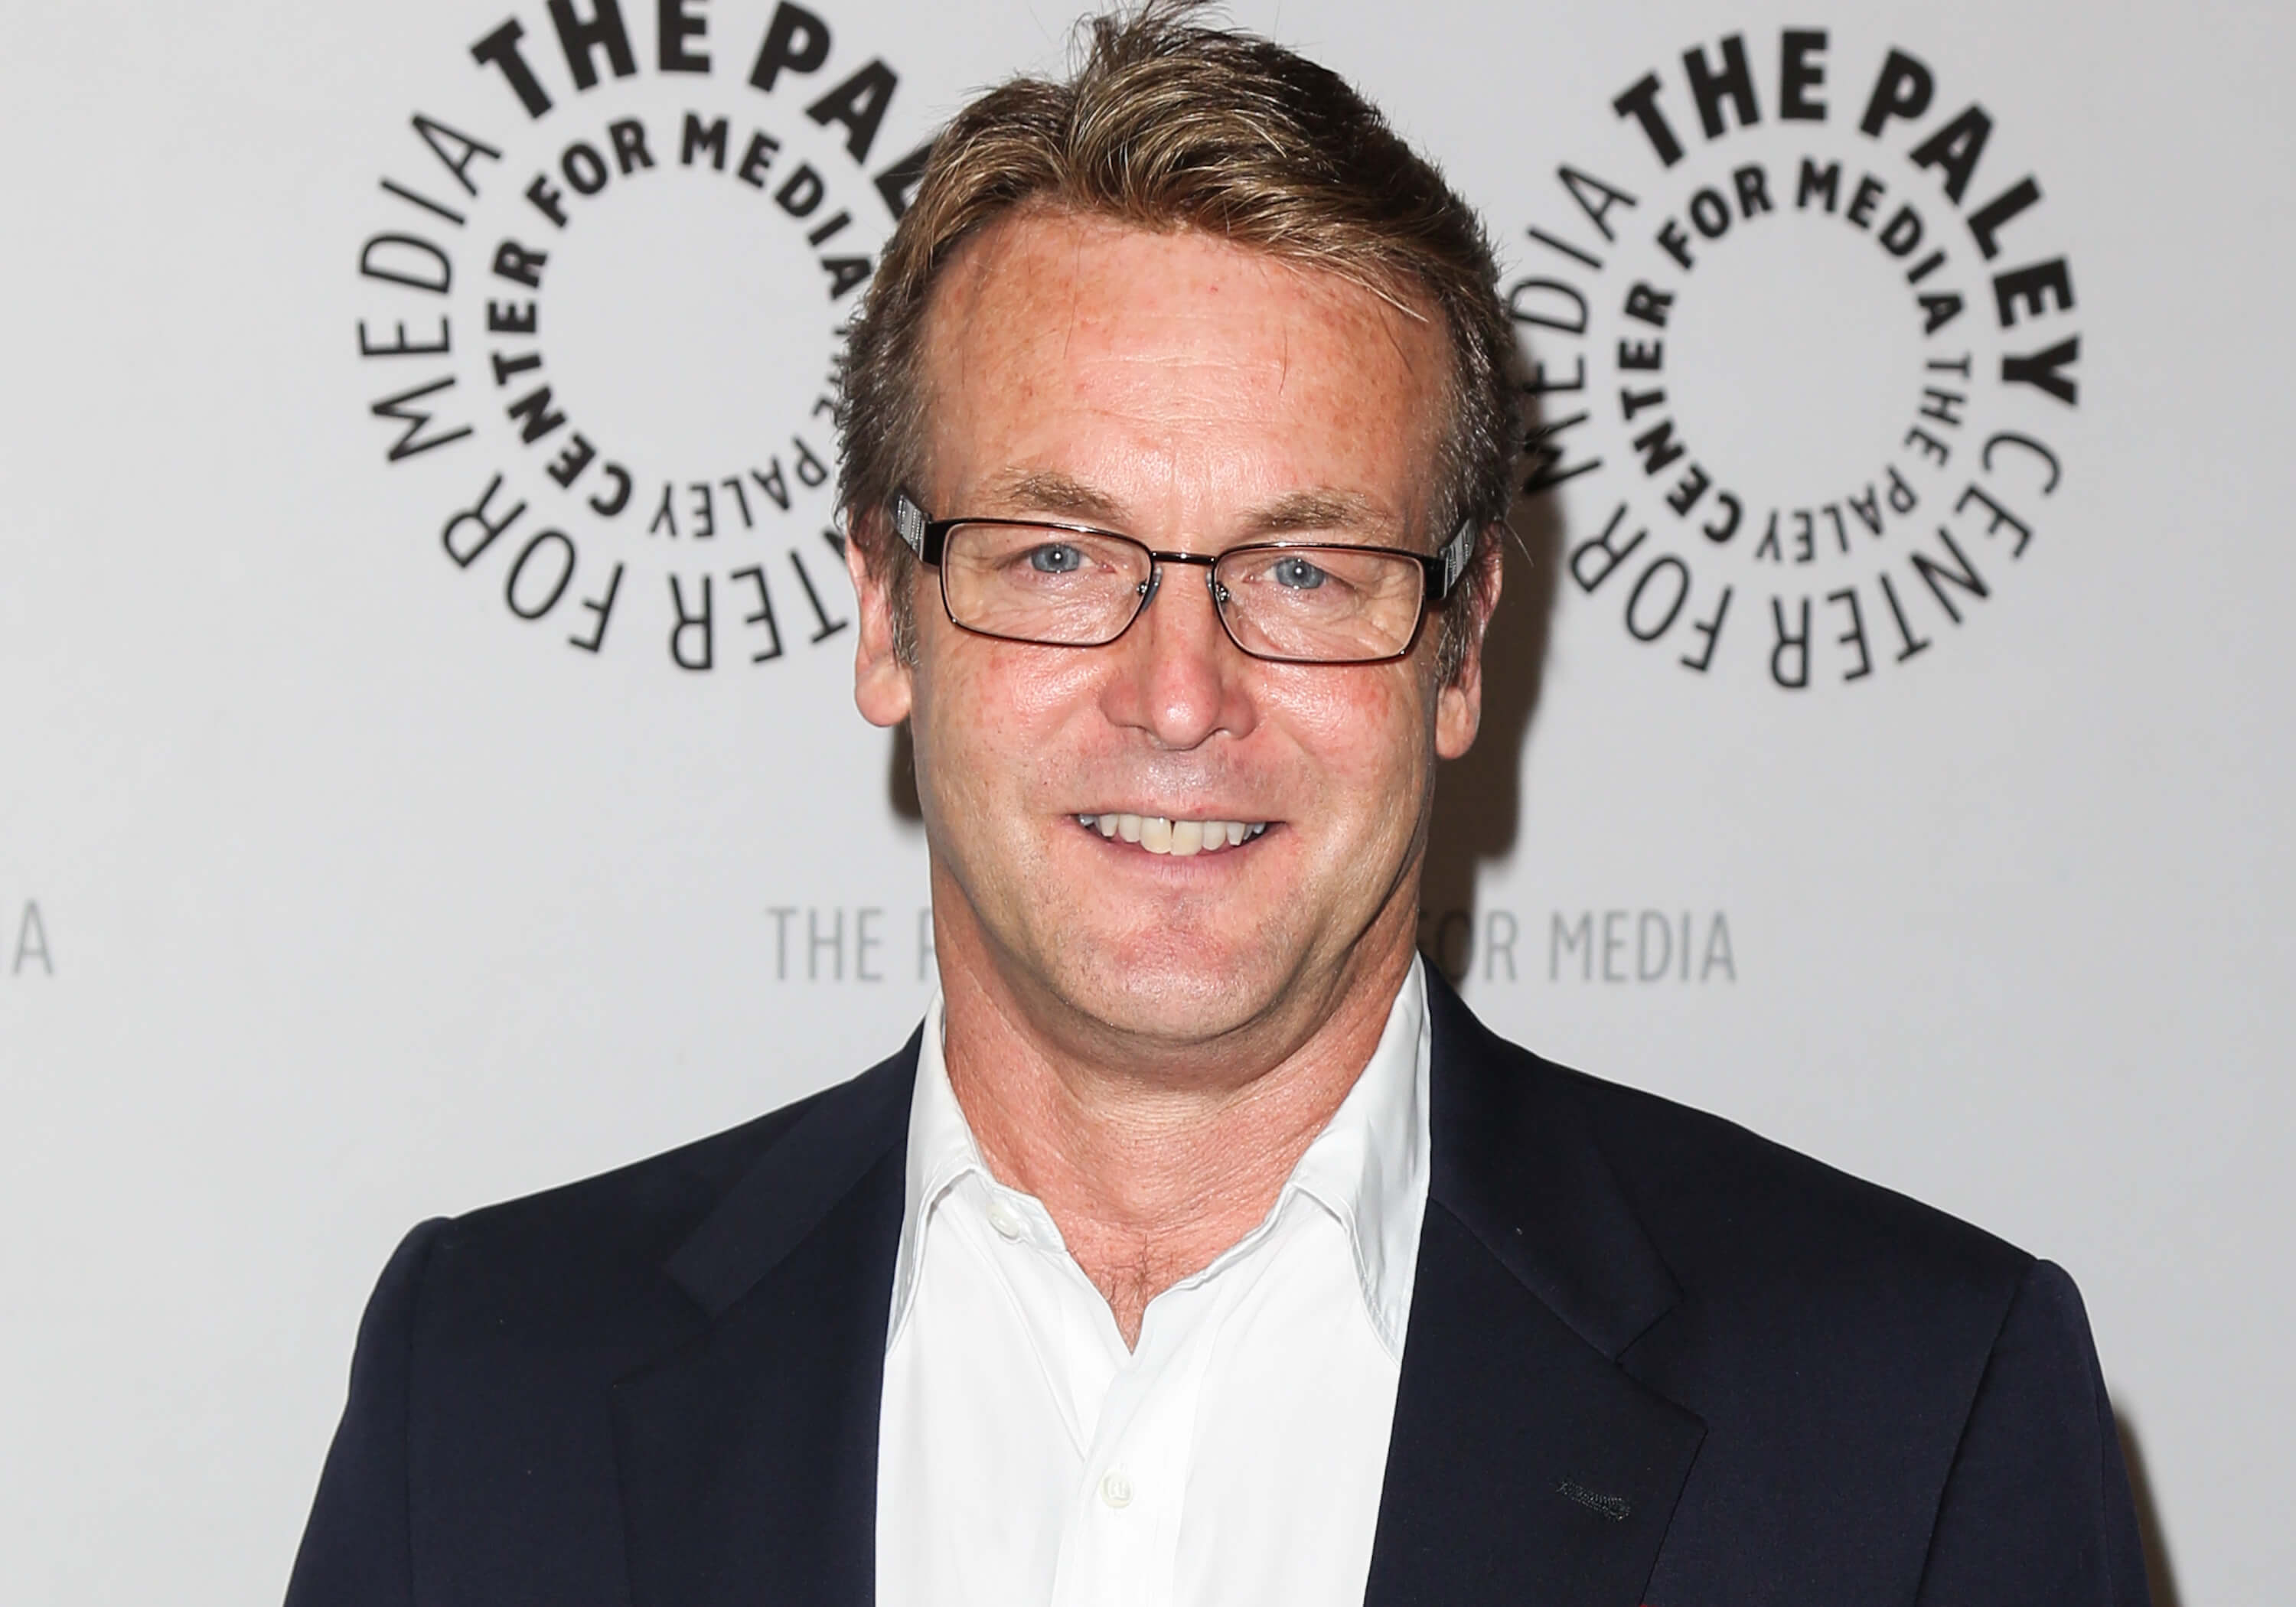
[1362,968,1704,1607]
[615,972,1703,1607]
[1420,967,1681,1359]
[660,1038,918,1320]
[615,1035,918,1607]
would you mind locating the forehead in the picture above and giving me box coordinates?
[915,208,1451,530]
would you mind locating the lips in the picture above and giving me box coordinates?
[1075,813,1271,856]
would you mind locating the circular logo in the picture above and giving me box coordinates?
[351,1,931,672]
[1511,29,2080,689]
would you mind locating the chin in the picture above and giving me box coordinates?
[1039,915,1289,1042]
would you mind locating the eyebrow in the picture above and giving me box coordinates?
[1250,489,1389,538]
[970,471,1404,543]
[975,469,1128,525]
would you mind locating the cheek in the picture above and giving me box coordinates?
[913,634,1110,805]
[1264,664,1433,810]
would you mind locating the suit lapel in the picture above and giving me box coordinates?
[1365,973,1706,1607]
[606,982,1704,1607]
[613,1041,918,1607]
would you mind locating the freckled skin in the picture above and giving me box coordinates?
[846,210,1497,1340]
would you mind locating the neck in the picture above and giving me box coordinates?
[933,900,1419,1348]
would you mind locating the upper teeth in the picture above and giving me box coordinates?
[1077,814,1270,856]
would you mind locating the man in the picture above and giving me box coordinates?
[287,8,2151,1605]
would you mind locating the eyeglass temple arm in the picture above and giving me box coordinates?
[894,491,930,556]
[1435,518,1476,600]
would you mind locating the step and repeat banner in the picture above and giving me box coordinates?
[3,0,2288,1601]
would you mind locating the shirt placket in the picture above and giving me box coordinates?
[1052,1204,1295,1607]
[1049,1292,1186,1607]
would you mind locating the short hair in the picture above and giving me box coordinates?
[836,0,1515,680]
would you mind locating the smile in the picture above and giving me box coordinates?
[1075,813,1272,857]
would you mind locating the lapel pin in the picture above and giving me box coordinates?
[1556,1478,1632,1522]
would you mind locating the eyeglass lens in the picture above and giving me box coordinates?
[938,522,1426,662]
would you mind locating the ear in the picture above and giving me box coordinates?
[846,518,915,729]
[1433,530,1504,761]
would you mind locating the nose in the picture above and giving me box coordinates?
[1101,558,1253,751]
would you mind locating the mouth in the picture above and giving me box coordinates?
[1075,813,1273,858]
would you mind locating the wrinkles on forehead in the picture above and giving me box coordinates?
[916,210,1450,550]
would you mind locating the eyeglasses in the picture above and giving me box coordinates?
[892,492,1475,665]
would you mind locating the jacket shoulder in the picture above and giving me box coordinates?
[290,1048,917,1605]
[1468,1038,2131,1603]
[415,1051,909,1351]
[1550,1055,2033,1312]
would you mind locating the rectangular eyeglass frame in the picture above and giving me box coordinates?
[890,491,1476,666]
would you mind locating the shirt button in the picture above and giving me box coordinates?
[985,1198,1025,1240]
[1099,1468,1133,1510]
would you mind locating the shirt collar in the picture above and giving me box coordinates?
[1281,954,1430,1354]
[887,989,974,1345]
[886,958,1433,1357]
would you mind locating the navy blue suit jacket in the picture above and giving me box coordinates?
[286,973,2151,1605]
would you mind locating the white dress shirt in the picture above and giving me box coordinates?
[875,960,1432,1607]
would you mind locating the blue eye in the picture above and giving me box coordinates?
[1029,543,1084,574]
[1273,556,1328,589]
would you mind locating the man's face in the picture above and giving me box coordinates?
[851,209,1490,1056]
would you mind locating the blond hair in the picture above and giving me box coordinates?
[837,2,1515,677]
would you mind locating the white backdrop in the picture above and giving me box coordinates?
[3,1,2289,1602]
